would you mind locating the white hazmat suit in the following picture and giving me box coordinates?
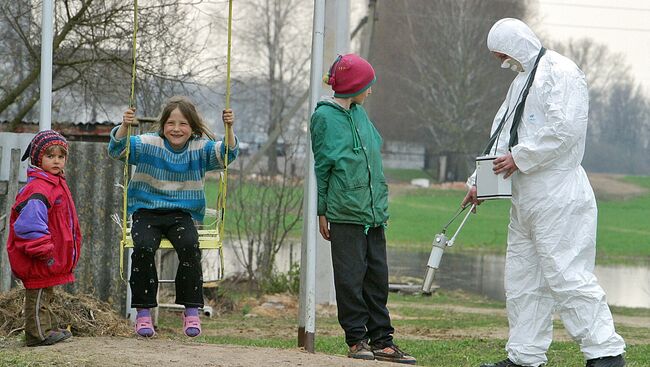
[471,18,626,367]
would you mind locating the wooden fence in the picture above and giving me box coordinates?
[0,140,127,312]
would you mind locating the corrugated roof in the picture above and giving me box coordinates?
[0,120,119,126]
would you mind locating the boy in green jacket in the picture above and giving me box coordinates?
[310,54,416,365]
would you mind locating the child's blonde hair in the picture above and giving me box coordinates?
[156,96,215,140]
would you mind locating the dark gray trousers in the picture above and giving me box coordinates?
[329,222,394,348]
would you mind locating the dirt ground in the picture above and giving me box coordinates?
[587,173,648,199]
[4,300,649,367]
[10,336,399,367]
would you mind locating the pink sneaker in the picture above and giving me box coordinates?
[182,313,201,337]
[135,315,155,337]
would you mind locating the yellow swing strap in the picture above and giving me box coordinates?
[216,0,234,278]
[119,0,138,282]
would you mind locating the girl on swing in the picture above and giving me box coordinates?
[108,96,238,337]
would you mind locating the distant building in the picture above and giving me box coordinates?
[0,121,117,142]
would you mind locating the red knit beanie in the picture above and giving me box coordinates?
[21,130,68,167]
[323,54,376,98]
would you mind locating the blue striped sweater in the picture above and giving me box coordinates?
[108,126,239,221]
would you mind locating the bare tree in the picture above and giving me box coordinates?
[553,38,650,174]
[234,0,311,175]
[228,145,304,287]
[0,0,224,125]
[551,38,622,140]
[600,81,650,172]
[211,0,311,287]
[0,0,33,120]
[365,0,530,180]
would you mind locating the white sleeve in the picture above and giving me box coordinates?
[511,65,588,173]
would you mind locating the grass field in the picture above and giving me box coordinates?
[387,188,650,261]
[385,176,650,262]
[207,173,650,263]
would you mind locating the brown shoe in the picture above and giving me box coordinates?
[372,344,417,365]
[26,330,68,347]
[348,340,374,360]
[55,328,73,342]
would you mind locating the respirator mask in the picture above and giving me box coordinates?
[501,58,524,72]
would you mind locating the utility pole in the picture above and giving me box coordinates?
[298,0,325,353]
[39,0,54,131]
[298,0,352,352]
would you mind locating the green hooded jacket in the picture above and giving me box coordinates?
[310,99,389,230]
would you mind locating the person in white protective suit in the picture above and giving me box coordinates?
[461,18,626,367]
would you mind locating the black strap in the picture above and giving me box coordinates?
[442,204,470,233]
[15,193,51,214]
[482,107,510,155]
[482,47,546,155]
[508,47,546,148]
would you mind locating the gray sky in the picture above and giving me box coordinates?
[349,1,649,94]
[535,0,650,94]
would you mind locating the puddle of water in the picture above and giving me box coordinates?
[201,243,650,308]
[388,248,650,309]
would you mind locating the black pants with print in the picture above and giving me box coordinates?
[130,209,203,308]
[329,222,395,348]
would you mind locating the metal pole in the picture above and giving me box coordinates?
[312,0,351,306]
[298,0,325,353]
[39,0,54,131]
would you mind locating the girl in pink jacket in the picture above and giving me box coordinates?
[6,130,82,347]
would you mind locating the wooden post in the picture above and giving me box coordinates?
[1,149,22,292]
[438,155,448,183]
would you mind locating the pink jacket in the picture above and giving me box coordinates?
[6,167,82,289]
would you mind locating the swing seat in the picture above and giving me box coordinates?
[122,228,220,249]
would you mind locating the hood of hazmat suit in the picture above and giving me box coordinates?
[474,18,626,366]
[485,18,591,208]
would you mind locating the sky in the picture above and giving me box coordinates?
[348,0,650,94]
[530,0,650,94]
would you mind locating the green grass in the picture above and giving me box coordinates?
[395,309,507,329]
[623,176,650,190]
[386,187,511,252]
[155,289,650,367]
[609,306,650,318]
[386,176,650,261]
[384,168,435,183]
[204,178,303,237]
[0,347,73,366]
[207,174,650,262]
[593,176,650,261]
[390,291,505,309]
